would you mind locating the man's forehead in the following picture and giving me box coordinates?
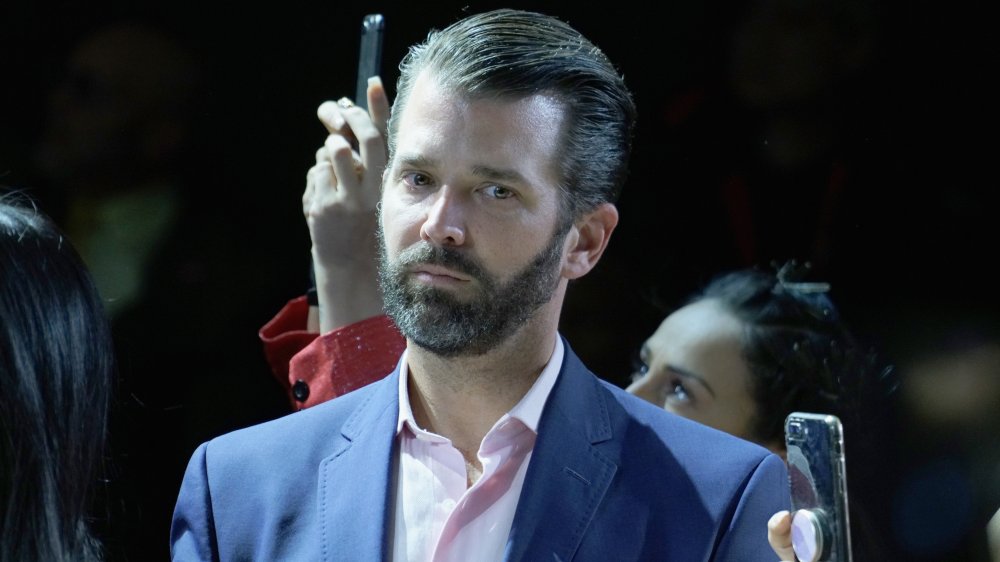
[401,70,567,131]
[399,75,562,141]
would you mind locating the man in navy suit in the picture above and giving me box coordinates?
[171,9,789,561]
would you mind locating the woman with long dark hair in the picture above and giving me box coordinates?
[0,194,113,561]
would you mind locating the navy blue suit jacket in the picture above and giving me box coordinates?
[171,341,790,561]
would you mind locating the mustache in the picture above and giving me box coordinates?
[396,242,487,281]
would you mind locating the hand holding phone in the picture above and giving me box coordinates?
[304,14,387,334]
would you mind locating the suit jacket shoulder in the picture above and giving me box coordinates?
[171,371,399,561]
[508,340,789,561]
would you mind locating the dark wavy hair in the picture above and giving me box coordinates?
[695,264,899,562]
[387,8,637,223]
[693,264,886,447]
[0,194,113,561]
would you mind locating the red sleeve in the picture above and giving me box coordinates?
[258,296,316,395]
[258,296,406,410]
[288,315,406,409]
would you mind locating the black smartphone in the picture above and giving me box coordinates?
[785,412,852,562]
[354,14,385,110]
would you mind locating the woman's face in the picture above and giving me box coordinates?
[626,298,762,445]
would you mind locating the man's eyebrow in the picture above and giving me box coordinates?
[470,165,526,184]
[393,154,527,184]
[665,365,717,398]
[394,153,436,169]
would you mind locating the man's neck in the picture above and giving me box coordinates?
[404,311,559,459]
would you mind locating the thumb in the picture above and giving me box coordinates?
[768,510,797,561]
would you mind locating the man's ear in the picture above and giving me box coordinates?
[562,203,618,280]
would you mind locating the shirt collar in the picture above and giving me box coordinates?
[396,336,565,436]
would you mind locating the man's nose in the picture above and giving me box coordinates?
[419,188,466,246]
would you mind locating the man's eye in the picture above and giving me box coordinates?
[402,172,432,188]
[482,185,514,199]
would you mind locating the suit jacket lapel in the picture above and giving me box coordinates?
[318,368,401,562]
[505,341,619,562]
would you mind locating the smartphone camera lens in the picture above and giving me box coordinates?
[787,421,805,443]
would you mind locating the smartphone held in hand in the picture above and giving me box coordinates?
[785,412,853,562]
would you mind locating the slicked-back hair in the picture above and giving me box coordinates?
[0,194,112,562]
[387,8,637,222]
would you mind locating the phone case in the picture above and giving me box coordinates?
[355,14,385,111]
[785,412,852,562]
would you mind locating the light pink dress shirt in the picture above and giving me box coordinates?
[390,338,564,562]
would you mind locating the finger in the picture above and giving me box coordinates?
[307,146,332,212]
[366,76,391,140]
[317,101,346,134]
[303,165,318,213]
[324,133,356,170]
[338,100,387,190]
[315,146,329,165]
[767,510,796,561]
[304,161,336,213]
[313,161,336,194]
[324,134,361,198]
[318,98,362,154]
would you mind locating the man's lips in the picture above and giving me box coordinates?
[409,264,473,283]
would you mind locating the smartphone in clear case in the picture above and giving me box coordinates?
[784,412,852,562]
[354,14,384,111]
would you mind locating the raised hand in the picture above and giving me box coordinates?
[303,76,391,332]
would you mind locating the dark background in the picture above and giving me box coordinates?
[3,0,993,380]
[2,1,996,560]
